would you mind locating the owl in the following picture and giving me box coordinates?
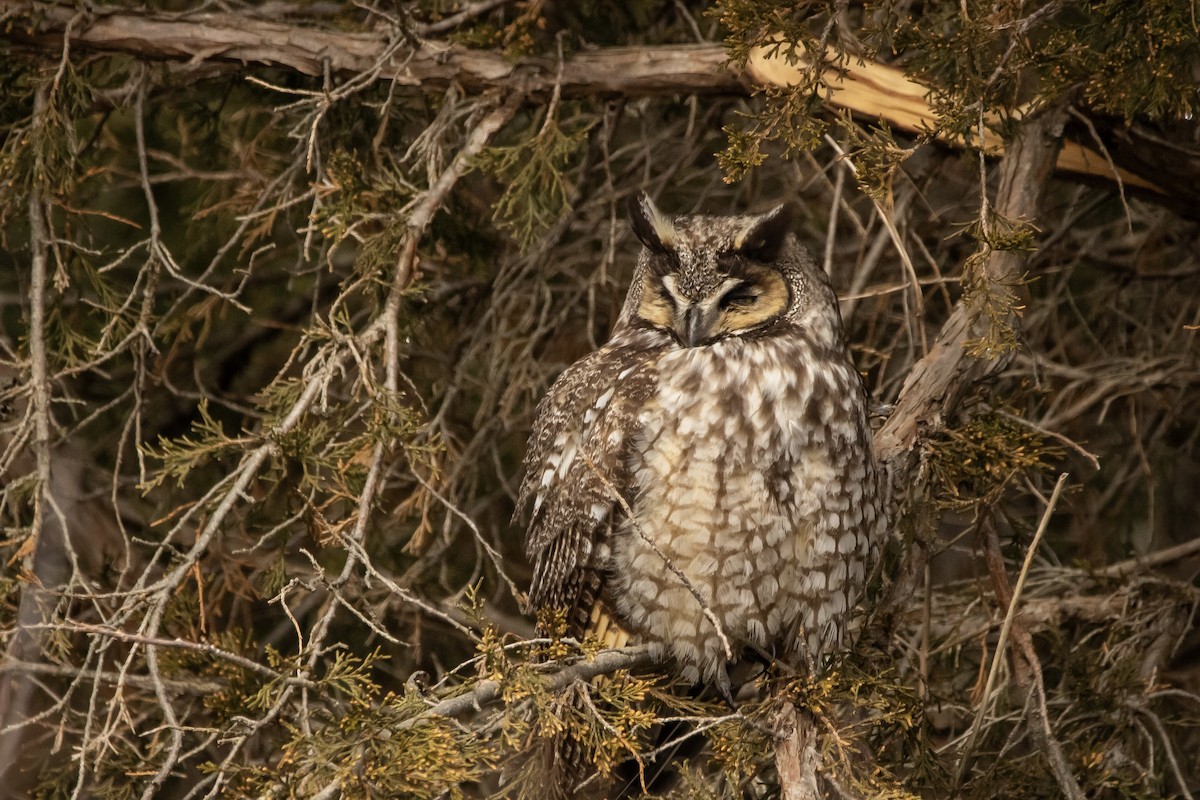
[519,193,884,701]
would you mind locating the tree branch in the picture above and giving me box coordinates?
[869,99,1073,665]
[6,2,1198,209]
[14,2,1195,209]
[748,44,1163,195]
[873,100,1073,468]
[775,702,821,800]
[396,646,655,731]
[6,3,742,96]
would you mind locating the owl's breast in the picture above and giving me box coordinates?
[609,335,875,684]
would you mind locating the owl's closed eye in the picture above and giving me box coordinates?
[628,196,797,348]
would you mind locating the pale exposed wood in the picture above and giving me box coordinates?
[747,44,1162,193]
[774,702,821,800]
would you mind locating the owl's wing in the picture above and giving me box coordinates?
[519,341,660,640]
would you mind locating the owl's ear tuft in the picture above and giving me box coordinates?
[627,192,676,254]
[733,202,796,261]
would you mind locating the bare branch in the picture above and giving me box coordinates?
[874,101,1072,467]
[6,1,1196,208]
[397,645,655,731]
[7,3,741,96]
[955,474,1072,791]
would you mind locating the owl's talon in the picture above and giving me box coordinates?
[717,669,736,709]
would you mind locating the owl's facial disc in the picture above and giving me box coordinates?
[638,267,790,347]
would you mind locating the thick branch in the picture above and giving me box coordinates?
[869,101,1072,651]
[6,3,741,96]
[775,703,821,800]
[748,45,1163,195]
[873,101,1072,468]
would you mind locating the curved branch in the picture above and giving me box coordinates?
[873,100,1073,469]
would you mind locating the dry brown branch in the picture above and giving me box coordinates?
[7,1,1199,208]
[873,100,1072,468]
[1097,537,1200,578]
[955,474,1076,795]
[6,3,741,96]
[0,81,64,782]
[23,622,317,689]
[23,82,52,574]
[775,702,821,800]
[0,659,224,695]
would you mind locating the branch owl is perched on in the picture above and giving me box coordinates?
[520,194,884,700]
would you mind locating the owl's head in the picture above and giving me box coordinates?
[622,193,824,348]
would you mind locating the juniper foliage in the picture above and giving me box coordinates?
[1,2,1198,799]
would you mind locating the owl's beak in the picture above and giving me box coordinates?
[679,304,716,348]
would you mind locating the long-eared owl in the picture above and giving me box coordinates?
[519,194,884,697]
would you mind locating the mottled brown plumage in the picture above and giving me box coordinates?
[520,194,884,700]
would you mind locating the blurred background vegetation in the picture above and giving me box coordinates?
[0,1,1198,798]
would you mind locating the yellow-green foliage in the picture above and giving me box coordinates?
[955,208,1038,357]
[718,86,828,183]
[140,398,247,491]
[929,411,1060,511]
[475,111,589,249]
[835,115,914,202]
[231,703,494,799]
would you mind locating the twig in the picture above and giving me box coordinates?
[991,406,1100,471]
[1096,536,1200,578]
[23,82,52,577]
[393,91,525,289]
[1068,105,1132,234]
[954,473,1071,789]
[824,134,925,329]
[0,82,59,778]
[24,623,317,689]
[583,456,735,662]
[1130,699,1197,800]
[823,161,845,277]
[395,646,655,730]
[414,472,523,604]
[415,0,514,36]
